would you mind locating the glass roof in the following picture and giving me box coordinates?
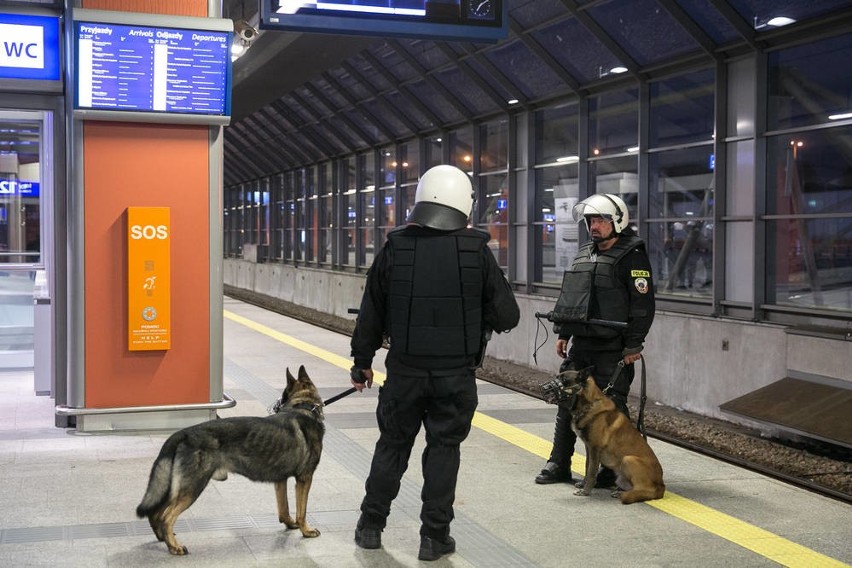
[222,0,852,186]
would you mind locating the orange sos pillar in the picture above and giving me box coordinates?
[62,0,231,431]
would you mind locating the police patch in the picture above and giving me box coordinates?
[631,270,650,277]
[634,277,649,294]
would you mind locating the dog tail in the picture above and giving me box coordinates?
[136,435,181,518]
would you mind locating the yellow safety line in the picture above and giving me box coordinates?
[224,309,849,568]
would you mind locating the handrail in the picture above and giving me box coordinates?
[55,393,236,416]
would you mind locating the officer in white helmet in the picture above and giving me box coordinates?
[535,193,656,490]
[350,165,519,560]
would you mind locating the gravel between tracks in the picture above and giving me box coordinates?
[225,288,852,499]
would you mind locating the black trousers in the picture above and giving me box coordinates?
[359,371,478,539]
[547,349,634,467]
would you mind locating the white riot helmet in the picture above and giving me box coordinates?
[408,165,474,231]
[572,193,630,234]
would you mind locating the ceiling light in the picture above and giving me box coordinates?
[828,112,852,120]
[507,98,519,105]
[610,66,628,74]
[766,16,795,27]
[627,146,639,153]
[556,155,579,163]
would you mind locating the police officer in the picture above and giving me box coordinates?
[350,165,520,561]
[535,193,655,488]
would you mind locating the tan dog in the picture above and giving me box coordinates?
[557,367,665,504]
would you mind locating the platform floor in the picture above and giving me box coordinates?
[0,296,849,567]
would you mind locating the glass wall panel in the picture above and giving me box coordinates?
[318,162,332,264]
[481,118,509,172]
[425,135,443,168]
[537,164,579,284]
[399,140,419,184]
[766,128,852,312]
[649,68,715,148]
[478,173,510,271]
[359,153,377,267]
[536,103,579,165]
[768,33,852,131]
[450,126,474,173]
[342,157,356,267]
[647,147,714,295]
[589,88,639,157]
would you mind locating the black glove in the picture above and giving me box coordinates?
[350,366,368,384]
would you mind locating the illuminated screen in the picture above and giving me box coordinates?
[260,0,507,42]
[72,10,233,125]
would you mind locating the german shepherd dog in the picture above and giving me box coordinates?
[551,367,665,504]
[136,365,325,555]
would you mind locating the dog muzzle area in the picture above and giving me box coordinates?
[539,374,582,404]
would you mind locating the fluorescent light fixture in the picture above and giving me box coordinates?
[610,66,628,74]
[627,146,639,153]
[556,155,579,163]
[767,16,795,27]
[507,98,519,105]
[829,112,852,120]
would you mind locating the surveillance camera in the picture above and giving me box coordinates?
[234,20,258,43]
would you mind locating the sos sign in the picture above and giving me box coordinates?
[129,224,168,240]
[126,207,171,351]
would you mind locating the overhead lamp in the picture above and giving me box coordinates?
[627,146,639,153]
[556,155,579,163]
[754,15,796,29]
[507,98,519,105]
[610,66,628,74]
[829,112,852,120]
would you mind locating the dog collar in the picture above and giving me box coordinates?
[292,402,323,416]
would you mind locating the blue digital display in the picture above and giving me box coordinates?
[0,13,61,81]
[74,20,232,117]
[261,0,507,42]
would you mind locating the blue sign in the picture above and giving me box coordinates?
[74,20,231,116]
[0,179,40,197]
[0,13,61,80]
[709,153,715,171]
[496,198,507,210]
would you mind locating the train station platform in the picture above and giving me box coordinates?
[0,296,849,567]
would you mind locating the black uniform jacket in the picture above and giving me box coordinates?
[351,225,520,376]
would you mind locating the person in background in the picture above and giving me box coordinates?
[535,193,655,489]
[350,164,520,561]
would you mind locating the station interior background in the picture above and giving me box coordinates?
[218,0,852,446]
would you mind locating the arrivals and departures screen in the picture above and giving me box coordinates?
[75,21,231,115]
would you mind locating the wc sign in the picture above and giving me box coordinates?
[0,13,61,80]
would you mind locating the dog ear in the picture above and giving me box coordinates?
[298,365,309,381]
[579,365,595,380]
[286,368,296,389]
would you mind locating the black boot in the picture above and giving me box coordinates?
[534,461,574,484]
[418,535,456,561]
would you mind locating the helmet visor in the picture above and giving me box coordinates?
[571,201,614,224]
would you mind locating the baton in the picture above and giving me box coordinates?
[323,387,357,406]
[534,311,628,329]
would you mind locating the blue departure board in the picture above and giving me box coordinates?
[73,16,232,124]
[261,0,507,42]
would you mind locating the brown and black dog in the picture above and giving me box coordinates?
[136,366,325,554]
[551,366,665,504]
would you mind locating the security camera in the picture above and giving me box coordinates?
[234,20,258,43]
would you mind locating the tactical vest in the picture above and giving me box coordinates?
[552,234,645,339]
[386,226,486,369]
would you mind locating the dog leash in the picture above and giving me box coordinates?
[602,358,648,439]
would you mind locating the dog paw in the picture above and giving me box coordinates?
[573,488,590,496]
[301,527,321,538]
[610,490,621,499]
[168,545,188,555]
[574,480,585,489]
[280,516,298,529]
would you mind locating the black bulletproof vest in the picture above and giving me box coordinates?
[553,234,645,338]
[386,226,486,368]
